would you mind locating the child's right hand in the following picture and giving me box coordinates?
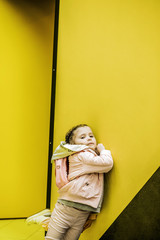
[96,143,105,153]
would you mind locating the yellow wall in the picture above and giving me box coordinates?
[0,0,55,218]
[51,0,160,239]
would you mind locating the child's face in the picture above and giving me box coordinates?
[72,126,97,150]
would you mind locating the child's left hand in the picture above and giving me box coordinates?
[41,218,50,231]
[82,219,94,232]
[82,213,97,232]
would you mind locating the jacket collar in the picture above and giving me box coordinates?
[51,141,89,162]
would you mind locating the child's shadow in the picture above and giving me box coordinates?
[103,169,114,209]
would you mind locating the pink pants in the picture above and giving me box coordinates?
[45,202,90,240]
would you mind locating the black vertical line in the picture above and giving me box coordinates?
[46,0,60,209]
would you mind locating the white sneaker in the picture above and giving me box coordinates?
[26,209,51,225]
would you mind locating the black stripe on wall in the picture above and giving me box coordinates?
[100,167,160,240]
[46,0,60,209]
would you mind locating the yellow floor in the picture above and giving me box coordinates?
[0,219,45,240]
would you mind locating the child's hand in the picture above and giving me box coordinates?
[96,143,105,153]
[40,218,50,231]
[82,219,94,232]
[82,213,97,232]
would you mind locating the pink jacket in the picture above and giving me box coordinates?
[58,149,113,208]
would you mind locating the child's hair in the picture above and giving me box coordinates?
[65,124,88,144]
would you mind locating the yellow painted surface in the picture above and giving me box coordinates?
[0,0,55,218]
[0,219,44,240]
[51,0,160,239]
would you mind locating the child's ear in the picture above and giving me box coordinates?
[69,139,74,144]
[69,135,75,144]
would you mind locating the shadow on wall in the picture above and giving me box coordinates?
[5,0,55,39]
[103,170,114,209]
[6,0,54,16]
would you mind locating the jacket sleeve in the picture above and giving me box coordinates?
[77,150,113,174]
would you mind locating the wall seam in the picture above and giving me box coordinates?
[46,0,60,209]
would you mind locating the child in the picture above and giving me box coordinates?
[27,124,113,239]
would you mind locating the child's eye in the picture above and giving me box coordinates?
[90,135,94,138]
[81,136,85,139]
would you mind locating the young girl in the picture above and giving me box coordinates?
[27,124,113,240]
